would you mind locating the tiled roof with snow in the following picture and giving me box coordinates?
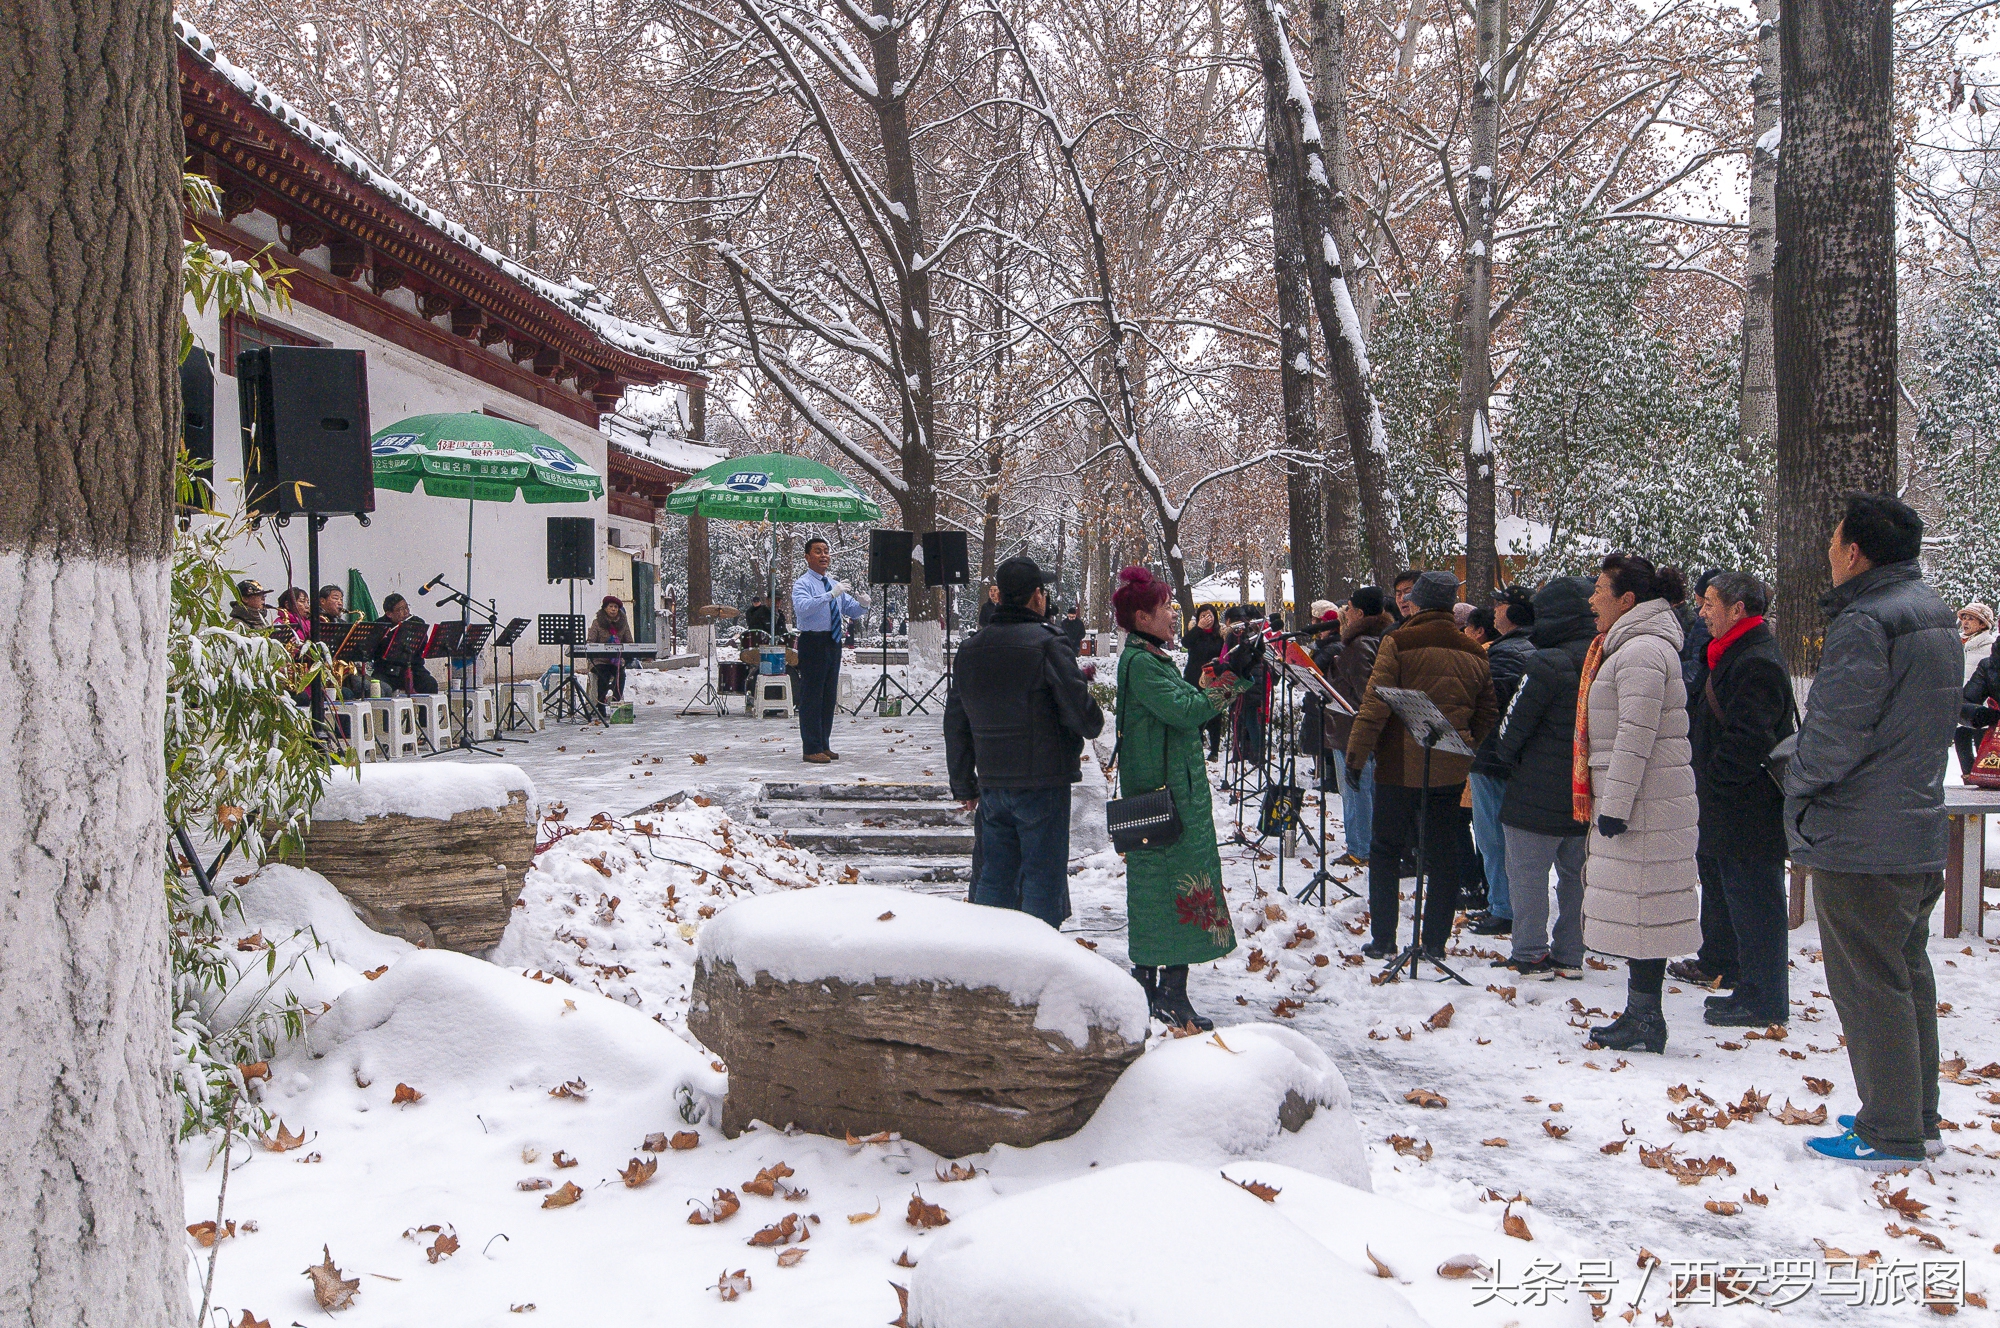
[174,13,702,375]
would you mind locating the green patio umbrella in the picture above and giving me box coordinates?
[370,412,605,629]
[345,568,377,622]
[660,453,882,523]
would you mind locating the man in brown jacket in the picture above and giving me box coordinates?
[1346,570,1500,959]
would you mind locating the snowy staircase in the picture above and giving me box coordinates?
[755,781,974,887]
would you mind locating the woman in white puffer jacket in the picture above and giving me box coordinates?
[1576,553,1700,1053]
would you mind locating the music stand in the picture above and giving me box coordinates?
[495,617,534,732]
[679,606,734,717]
[313,620,380,743]
[538,613,601,724]
[1372,686,1475,986]
[1273,636,1358,906]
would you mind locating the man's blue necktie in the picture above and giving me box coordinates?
[824,574,841,644]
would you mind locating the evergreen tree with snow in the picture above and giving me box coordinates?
[1910,275,2000,609]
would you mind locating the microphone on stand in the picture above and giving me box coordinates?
[418,573,446,597]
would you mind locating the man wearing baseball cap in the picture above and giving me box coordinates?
[945,555,1103,927]
[230,579,270,631]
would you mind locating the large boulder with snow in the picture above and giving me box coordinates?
[688,885,1147,1157]
[301,763,536,952]
[907,1162,1429,1328]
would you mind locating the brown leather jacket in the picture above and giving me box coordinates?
[1343,609,1499,787]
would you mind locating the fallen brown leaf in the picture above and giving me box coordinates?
[714,1268,750,1301]
[906,1192,950,1228]
[1543,1120,1571,1139]
[1365,1246,1395,1279]
[541,1182,584,1209]
[427,1232,459,1264]
[553,1150,578,1169]
[848,1202,882,1224]
[362,965,388,980]
[890,1281,911,1328]
[303,1246,359,1311]
[776,1247,808,1268]
[1483,1138,1510,1148]
[391,1083,423,1106]
[1503,1208,1533,1242]
[1705,1200,1740,1216]
[1745,1188,1769,1207]
[1404,1088,1449,1109]
[516,1178,552,1192]
[186,1219,236,1247]
[1881,1187,1930,1221]
[1386,1134,1434,1161]
[260,1121,306,1153]
[620,1157,658,1188]
[1601,1140,1628,1155]
[747,1214,802,1247]
[1438,1253,1490,1280]
[1772,1099,1828,1126]
[877,911,895,921]
[688,1189,742,1225]
[1230,1175,1281,1202]
[933,1162,980,1183]
[1805,1077,1834,1096]
[232,1313,271,1328]
[1423,1003,1455,1031]
[743,1162,796,1197]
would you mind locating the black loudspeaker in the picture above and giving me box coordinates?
[237,346,374,516]
[868,529,915,585]
[180,350,215,469]
[920,531,970,586]
[547,516,597,581]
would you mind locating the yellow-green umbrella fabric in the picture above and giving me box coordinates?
[371,412,603,502]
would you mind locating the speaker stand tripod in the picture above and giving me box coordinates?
[852,586,919,716]
[678,606,734,717]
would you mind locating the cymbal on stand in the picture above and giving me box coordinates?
[693,604,740,621]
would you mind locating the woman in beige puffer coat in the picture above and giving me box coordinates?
[1579,553,1700,1053]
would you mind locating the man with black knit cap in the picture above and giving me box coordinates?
[945,555,1103,927]
[1345,569,1499,960]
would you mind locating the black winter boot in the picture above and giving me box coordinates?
[1589,990,1667,1054]
[1156,965,1213,1031]
[1131,966,1174,1026]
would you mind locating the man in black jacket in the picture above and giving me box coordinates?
[1689,570,1796,1027]
[1467,586,1537,936]
[1489,577,1595,977]
[945,555,1104,927]
[1326,589,1392,865]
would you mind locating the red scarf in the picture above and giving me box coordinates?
[1571,634,1606,823]
[1705,614,1764,670]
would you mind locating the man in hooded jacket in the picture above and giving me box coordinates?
[1488,577,1596,977]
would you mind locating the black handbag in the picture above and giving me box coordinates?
[1105,694,1185,853]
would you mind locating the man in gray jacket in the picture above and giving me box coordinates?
[1787,493,1961,1169]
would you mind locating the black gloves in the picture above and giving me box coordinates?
[1963,703,1999,731]
[1597,814,1628,838]
[1346,763,1365,787]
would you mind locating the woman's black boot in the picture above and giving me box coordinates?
[1156,965,1213,1031]
[1590,990,1667,1054]
[1132,966,1173,1026]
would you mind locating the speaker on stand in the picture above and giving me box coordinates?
[545,517,598,718]
[179,349,216,514]
[236,345,374,732]
[852,529,919,716]
[913,531,970,711]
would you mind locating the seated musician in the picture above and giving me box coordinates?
[587,595,631,704]
[745,594,787,640]
[314,584,368,700]
[373,594,440,695]
[230,579,269,630]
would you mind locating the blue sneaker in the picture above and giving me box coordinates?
[1805,1128,1925,1170]
[1836,1115,1944,1159]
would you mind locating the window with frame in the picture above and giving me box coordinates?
[220,311,323,372]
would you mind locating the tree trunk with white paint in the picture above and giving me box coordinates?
[1459,0,1505,596]
[0,1,187,1322]
[1773,0,1897,675]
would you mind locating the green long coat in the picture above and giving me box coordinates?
[1115,640,1238,967]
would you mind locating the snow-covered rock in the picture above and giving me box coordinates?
[690,885,1148,1155]
[1008,1023,1371,1191]
[906,1161,1429,1327]
[311,761,537,822]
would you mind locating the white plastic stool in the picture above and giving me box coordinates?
[504,681,544,732]
[408,694,445,752]
[330,701,380,762]
[450,687,497,742]
[751,672,795,719]
[369,697,417,760]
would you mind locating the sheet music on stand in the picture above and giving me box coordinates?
[1373,687,1475,756]
[454,622,493,658]
[1275,640,1344,710]
[495,617,530,649]
[316,620,381,663]
[423,622,467,660]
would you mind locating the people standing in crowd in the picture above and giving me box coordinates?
[1789,494,1960,1168]
[1687,571,1797,1028]
[1222,606,1267,764]
[1344,570,1499,961]
[1578,554,1700,1054]
[1466,585,1537,937]
[372,594,439,695]
[1061,604,1087,653]
[1489,576,1596,977]
[587,595,632,704]
[1391,570,1420,622]
[791,537,869,765]
[945,556,1104,930]
[1959,603,1995,683]
[1181,605,1227,760]
[978,583,1001,628]
[1670,566,1738,990]
[1959,635,2000,775]
[1112,566,1238,1030]
[230,579,270,630]
[1679,570,1722,699]
[1326,588,1392,868]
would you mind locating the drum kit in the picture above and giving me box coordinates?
[679,603,740,717]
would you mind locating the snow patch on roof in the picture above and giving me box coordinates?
[175,12,701,373]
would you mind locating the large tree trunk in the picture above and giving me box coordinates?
[1458,0,1505,596]
[1773,0,1897,675]
[1248,0,1407,587]
[1322,440,1358,596]
[0,1,186,1321]
[1264,74,1326,630]
[1741,0,1780,559]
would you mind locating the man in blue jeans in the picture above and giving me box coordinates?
[944,556,1104,926]
[1467,586,1537,935]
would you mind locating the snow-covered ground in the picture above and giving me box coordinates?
[185,702,2000,1325]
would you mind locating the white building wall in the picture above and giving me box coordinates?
[186,251,613,681]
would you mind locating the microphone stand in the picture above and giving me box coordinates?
[423,577,525,745]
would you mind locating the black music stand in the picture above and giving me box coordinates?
[313,620,381,744]
[538,613,601,724]
[495,617,534,732]
[1270,637,1358,906]
[851,586,918,717]
[420,623,495,756]
[678,609,733,717]
[1373,686,1474,986]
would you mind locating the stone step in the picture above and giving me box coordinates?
[778,825,977,857]
[762,780,954,803]
[757,799,970,830]
[855,858,976,886]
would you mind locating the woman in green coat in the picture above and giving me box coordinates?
[1113,565,1238,1029]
